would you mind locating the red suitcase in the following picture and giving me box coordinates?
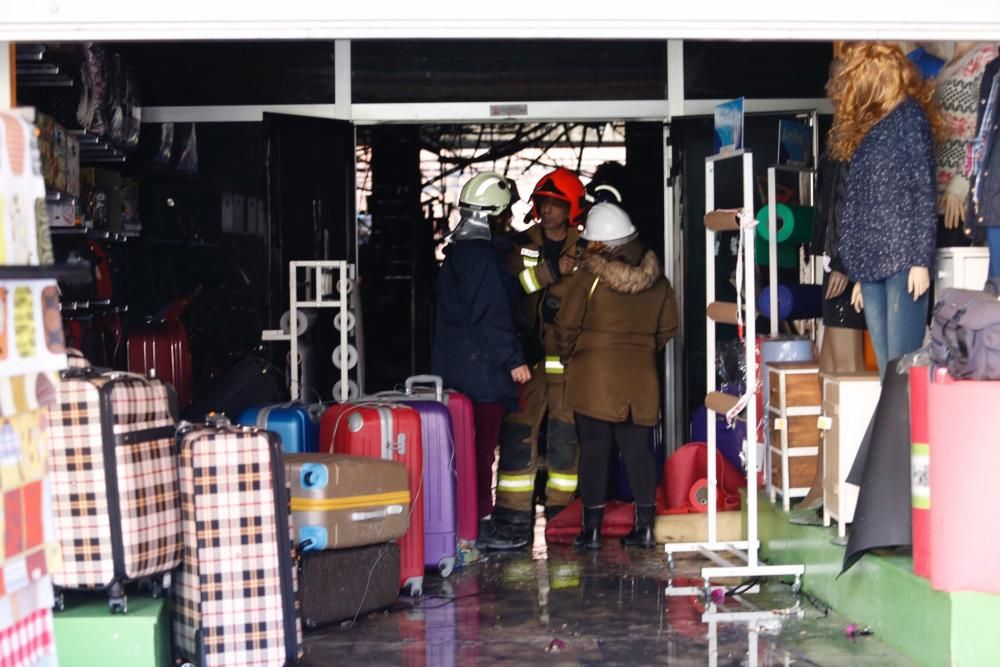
[127,319,193,409]
[320,402,426,597]
[401,376,478,545]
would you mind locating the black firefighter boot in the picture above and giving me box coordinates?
[621,504,656,549]
[477,507,532,551]
[573,505,604,550]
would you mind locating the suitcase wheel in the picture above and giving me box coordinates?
[108,581,127,614]
[438,558,455,578]
[403,580,423,598]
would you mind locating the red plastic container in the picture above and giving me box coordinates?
[544,499,635,545]
[658,442,744,515]
[927,374,1000,594]
[909,366,931,578]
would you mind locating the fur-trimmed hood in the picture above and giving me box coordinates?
[580,246,661,294]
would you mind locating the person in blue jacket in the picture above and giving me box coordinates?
[432,172,532,525]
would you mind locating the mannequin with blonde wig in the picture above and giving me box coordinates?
[828,41,941,377]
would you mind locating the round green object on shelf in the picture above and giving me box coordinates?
[755,203,814,243]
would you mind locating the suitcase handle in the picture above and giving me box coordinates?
[391,433,407,457]
[405,375,444,400]
[351,505,404,522]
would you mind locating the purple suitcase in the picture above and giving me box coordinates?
[425,595,457,667]
[405,400,457,577]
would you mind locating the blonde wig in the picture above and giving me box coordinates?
[827,41,944,161]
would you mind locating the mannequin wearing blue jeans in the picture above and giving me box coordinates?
[858,270,929,378]
[988,228,1000,278]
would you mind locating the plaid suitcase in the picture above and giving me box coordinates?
[298,543,400,630]
[47,369,181,611]
[174,421,302,667]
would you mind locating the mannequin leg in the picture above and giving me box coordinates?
[885,271,930,363]
[799,326,865,509]
[860,281,890,379]
[819,326,865,374]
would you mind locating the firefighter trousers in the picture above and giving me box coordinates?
[495,369,578,513]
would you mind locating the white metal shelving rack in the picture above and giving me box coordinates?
[261,260,359,402]
[762,116,818,503]
[664,150,804,592]
[764,164,816,338]
[703,598,804,667]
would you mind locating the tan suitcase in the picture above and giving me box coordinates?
[285,453,411,551]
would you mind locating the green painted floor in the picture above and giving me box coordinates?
[756,496,1000,667]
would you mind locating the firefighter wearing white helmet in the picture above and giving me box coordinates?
[581,202,638,245]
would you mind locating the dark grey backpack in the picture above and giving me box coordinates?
[931,282,1000,380]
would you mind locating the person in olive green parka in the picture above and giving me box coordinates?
[556,202,679,550]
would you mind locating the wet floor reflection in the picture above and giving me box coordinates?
[302,536,915,666]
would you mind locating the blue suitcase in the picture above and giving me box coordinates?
[236,403,322,453]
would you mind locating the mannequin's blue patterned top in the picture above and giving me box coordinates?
[840,97,938,283]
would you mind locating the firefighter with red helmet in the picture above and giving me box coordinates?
[478,167,590,550]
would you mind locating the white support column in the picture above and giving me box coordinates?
[667,40,684,120]
[742,151,759,568]
[334,39,351,120]
[704,158,717,544]
[0,43,12,109]
[767,168,778,336]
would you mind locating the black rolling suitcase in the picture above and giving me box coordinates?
[182,355,285,422]
[299,543,401,629]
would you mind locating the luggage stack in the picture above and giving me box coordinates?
[286,454,409,628]
[320,401,427,597]
[317,375,477,595]
[45,361,310,665]
[0,108,71,667]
